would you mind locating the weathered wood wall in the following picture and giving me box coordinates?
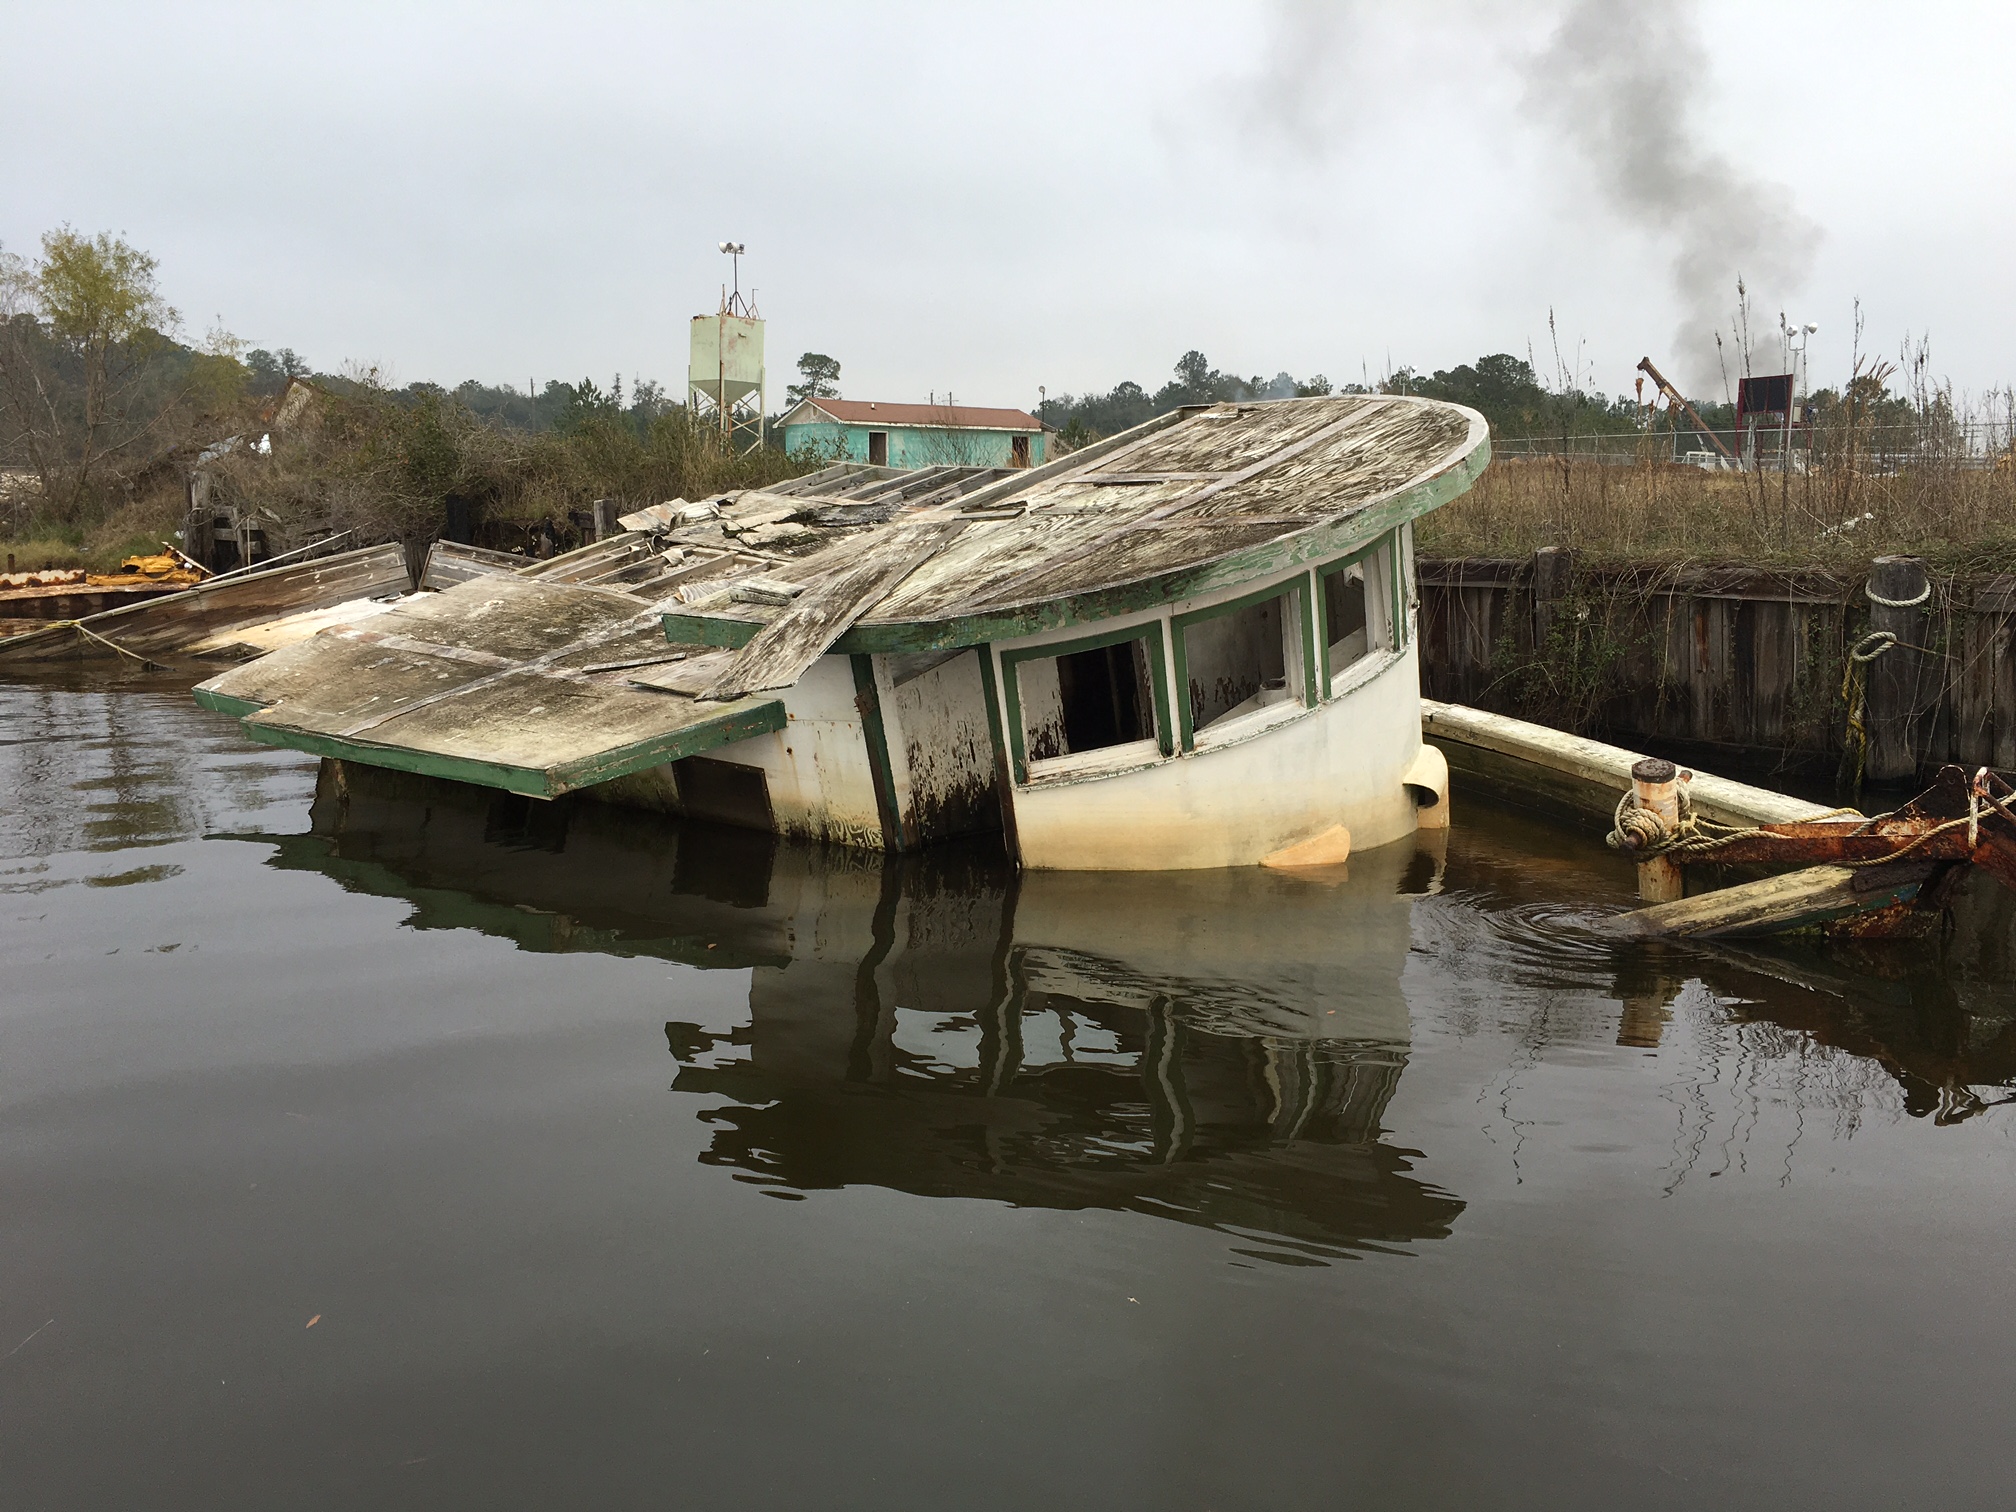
[1418,554,2016,780]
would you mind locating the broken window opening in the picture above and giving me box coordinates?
[1181,590,1299,740]
[1011,434,1031,467]
[867,431,889,466]
[1016,636,1159,768]
[1321,538,1393,691]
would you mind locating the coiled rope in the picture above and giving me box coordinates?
[1607,767,2016,870]
[1865,580,1932,610]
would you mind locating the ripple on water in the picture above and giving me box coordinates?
[1415,887,1634,994]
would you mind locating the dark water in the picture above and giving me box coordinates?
[5,676,2016,1510]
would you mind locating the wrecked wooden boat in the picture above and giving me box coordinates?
[194,395,1490,869]
[0,539,513,669]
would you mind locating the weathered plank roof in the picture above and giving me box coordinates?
[658,394,1487,674]
[194,576,782,796]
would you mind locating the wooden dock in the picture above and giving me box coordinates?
[1421,698,1837,828]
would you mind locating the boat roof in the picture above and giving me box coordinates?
[656,393,1486,692]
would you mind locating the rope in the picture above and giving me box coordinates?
[1607,766,2016,871]
[73,621,162,669]
[1866,580,1932,610]
[1838,631,1899,798]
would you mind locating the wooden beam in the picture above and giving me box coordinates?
[695,519,969,700]
[1421,698,1843,827]
[1606,862,1935,939]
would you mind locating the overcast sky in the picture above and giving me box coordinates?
[5,1,2010,408]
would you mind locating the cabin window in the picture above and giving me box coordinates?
[867,431,889,466]
[1319,535,1396,693]
[1007,629,1167,778]
[1011,434,1031,467]
[1172,581,1312,749]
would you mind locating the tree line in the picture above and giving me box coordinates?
[0,229,805,564]
[5,226,1974,571]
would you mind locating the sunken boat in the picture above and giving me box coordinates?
[194,394,1490,869]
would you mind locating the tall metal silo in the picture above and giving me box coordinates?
[689,243,766,451]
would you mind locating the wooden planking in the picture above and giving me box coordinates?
[250,670,782,785]
[644,395,1489,654]
[628,650,740,695]
[422,539,527,587]
[925,402,1481,617]
[0,582,183,621]
[1184,401,1472,521]
[1093,400,1348,474]
[695,518,971,700]
[0,543,411,664]
[1417,554,2016,777]
[240,694,784,797]
[196,571,787,798]
[808,452,1491,657]
[196,576,659,714]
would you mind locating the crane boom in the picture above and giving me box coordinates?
[1637,357,1733,459]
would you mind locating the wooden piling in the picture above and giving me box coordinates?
[1630,756,1685,902]
[1865,555,1930,783]
[1532,546,1573,649]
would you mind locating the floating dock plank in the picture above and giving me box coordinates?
[195,575,784,797]
[1421,698,1840,828]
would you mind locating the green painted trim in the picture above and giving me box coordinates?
[192,686,269,718]
[851,654,906,852]
[238,699,786,798]
[659,612,761,649]
[974,645,1025,865]
[1316,532,1402,692]
[999,621,1171,782]
[1299,572,1321,707]
[977,643,1008,769]
[1168,576,1315,752]
[549,701,786,790]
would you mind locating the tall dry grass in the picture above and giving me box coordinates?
[1420,448,2016,572]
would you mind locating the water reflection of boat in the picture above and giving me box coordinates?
[267,764,1464,1260]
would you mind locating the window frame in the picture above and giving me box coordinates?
[999,622,1173,783]
[1169,574,1317,753]
[1316,532,1404,695]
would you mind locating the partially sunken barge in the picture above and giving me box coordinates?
[194,395,1484,870]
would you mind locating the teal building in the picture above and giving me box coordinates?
[778,398,1046,470]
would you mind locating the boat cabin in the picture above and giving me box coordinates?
[195,394,1490,870]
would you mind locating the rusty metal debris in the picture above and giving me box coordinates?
[1609,764,2016,939]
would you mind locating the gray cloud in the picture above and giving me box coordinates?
[1523,0,1821,389]
[1235,0,1364,154]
